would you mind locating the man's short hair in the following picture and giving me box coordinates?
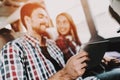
[20,2,45,28]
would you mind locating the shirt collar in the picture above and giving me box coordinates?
[23,34,49,47]
[23,34,40,47]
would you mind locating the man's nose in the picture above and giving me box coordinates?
[40,17,48,23]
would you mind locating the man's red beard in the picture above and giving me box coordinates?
[40,31,50,45]
[40,31,51,39]
[34,28,51,39]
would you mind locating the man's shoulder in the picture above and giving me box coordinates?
[0,37,23,53]
[46,38,56,45]
[12,37,24,44]
[3,37,24,48]
[46,38,61,49]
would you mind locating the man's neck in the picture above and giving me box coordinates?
[28,31,46,46]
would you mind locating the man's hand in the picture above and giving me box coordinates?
[64,50,88,79]
[48,51,88,80]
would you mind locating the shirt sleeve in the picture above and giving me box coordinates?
[0,42,26,80]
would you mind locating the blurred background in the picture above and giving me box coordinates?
[0,0,120,43]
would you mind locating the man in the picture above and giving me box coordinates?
[0,2,120,80]
[7,19,26,39]
[0,2,88,80]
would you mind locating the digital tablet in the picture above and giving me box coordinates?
[82,40,109,69]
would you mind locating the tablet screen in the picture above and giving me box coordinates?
[83,40,109,69]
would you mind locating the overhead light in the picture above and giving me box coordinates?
[8,0,28,6]
[1,0,28,7]
[0,0,5,6]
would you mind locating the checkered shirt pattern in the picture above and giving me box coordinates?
[0,34,98,80]
[0,35,65,80]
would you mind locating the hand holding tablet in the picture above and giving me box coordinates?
[81,40,109,69]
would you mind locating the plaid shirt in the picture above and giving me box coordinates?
[0,35,65,80]
[0,35,99,80]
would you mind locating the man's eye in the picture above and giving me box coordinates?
[38,14,44,18]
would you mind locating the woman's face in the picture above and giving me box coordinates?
[56,15,71,36]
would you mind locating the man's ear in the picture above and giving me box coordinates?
[24,16,32,30]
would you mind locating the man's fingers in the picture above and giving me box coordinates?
[78,56,89,63]
[75,51,88,59]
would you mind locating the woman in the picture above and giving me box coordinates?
[55,12,81,62]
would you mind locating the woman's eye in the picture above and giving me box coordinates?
[63,21,68,24]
